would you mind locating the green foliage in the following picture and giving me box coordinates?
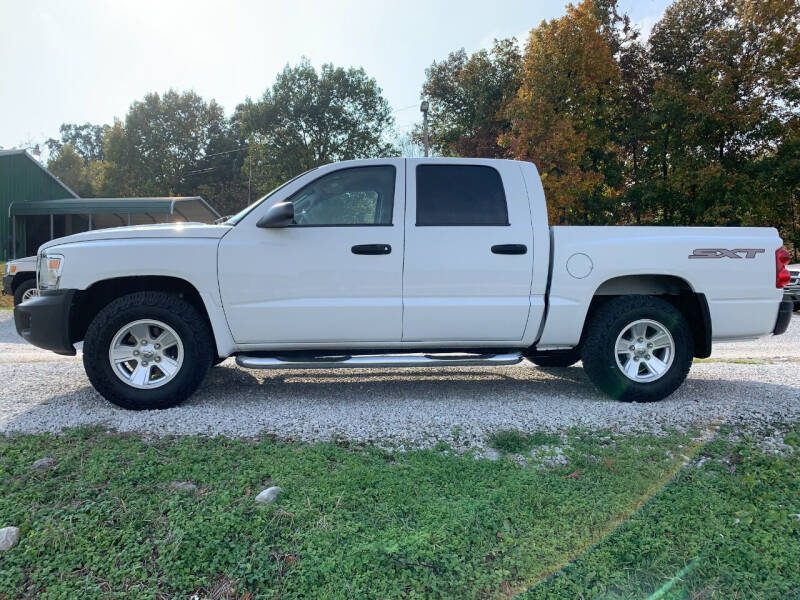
[44,60,396,219]
[102,90,235,198]
[45,144,96,196]
[1,428,798,598]
[421,0,800,250]
[488,429,561,453]
[523,432,800,599]
[0,428,692,599]
[420,38,522,158]
[237,59,396,195]
[45,122,110,163]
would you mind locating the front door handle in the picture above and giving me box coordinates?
[352,244,391,255]
[491,244,527,255]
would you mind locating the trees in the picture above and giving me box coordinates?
[502,0,625,224]
[102,90,235,198]
[237,60,396,194]
[46,123,112,197]
[419,38,522,158]
[46,144,96,197]
[419,0,798,249]
[43,62,395,217]
[644,0,799,238]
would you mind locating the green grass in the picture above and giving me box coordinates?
[487,429,561,454]
[695,358,768,365]
[524,427,800,600]
[0,262,11,310]
[0,427,798,599]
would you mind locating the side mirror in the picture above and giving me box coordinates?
[256,202,294,228]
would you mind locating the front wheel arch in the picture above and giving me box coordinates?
[70,276,215,345]
[83,291,214,409]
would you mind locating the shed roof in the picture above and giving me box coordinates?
[9,196,220,221]
[0,149,79,199]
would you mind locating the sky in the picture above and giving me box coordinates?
[0,0,671,153]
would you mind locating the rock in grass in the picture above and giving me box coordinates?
[0,527,20,551]
[255,486,282,504]
[31,457,56,472]
[485,448,501,461]
[169,481,198,493]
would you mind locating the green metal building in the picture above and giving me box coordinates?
[0,149,78,260]
[1,149,220,260]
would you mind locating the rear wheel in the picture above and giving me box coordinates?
[13,279,38,306]
[83,291,214,409]
[526,348,581,368]
[581,295,693,402]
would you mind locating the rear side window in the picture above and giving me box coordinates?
[416,165,509,226]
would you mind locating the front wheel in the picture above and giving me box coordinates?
[581,296,693,402]
[83,291,214,410]
[13,279,38,306]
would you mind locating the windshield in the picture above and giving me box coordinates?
[226,168,316,225]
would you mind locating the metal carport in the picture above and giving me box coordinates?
[8,197,220,258]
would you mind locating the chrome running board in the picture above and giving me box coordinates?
[236,352,523,370]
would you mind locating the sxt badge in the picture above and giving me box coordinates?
[688,248,765,259]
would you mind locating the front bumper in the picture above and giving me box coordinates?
[773,299,793,336]
[14,289,76,355]
[2,274,13,296]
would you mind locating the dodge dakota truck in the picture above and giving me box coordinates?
[14,158,794,409]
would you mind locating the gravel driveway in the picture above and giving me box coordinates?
[1,310,798,449]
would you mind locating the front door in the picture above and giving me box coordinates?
[218,160,405,345]
[402,160,534,342]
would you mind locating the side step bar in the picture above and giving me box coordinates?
[236,352,523,370]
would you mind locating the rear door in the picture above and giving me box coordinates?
[402,160,534,342]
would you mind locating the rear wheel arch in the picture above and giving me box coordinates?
[581,294,694,402]
[585,275,711,359]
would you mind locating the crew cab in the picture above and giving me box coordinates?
[14,158,794,409]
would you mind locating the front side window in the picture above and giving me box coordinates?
[288,166,396,226]
[416,164,509,226]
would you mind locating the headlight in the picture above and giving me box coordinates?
[37,253,64,290]
[4,262,13,275]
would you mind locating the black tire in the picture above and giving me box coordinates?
[581,295,693,402]
[13,278,37,306]
[212,356,227,366]
[83,291,214,410]
[526,348,581,368]
[793,301,800,313]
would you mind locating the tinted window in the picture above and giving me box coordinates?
[288,166,395,226]
[416,165,508,226]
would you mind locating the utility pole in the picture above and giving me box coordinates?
[420,100,430,157]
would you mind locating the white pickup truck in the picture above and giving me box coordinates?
[14,158,794,409]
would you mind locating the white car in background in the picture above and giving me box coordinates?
[2,256,38,306]
[785,263,800,311]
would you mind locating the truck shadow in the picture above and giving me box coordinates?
[2,362,797,437]
[202,362,598,400]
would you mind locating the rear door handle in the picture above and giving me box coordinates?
[491,244,527,255]
[352,244,391,255]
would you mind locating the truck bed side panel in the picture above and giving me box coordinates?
[537,226,783,349]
